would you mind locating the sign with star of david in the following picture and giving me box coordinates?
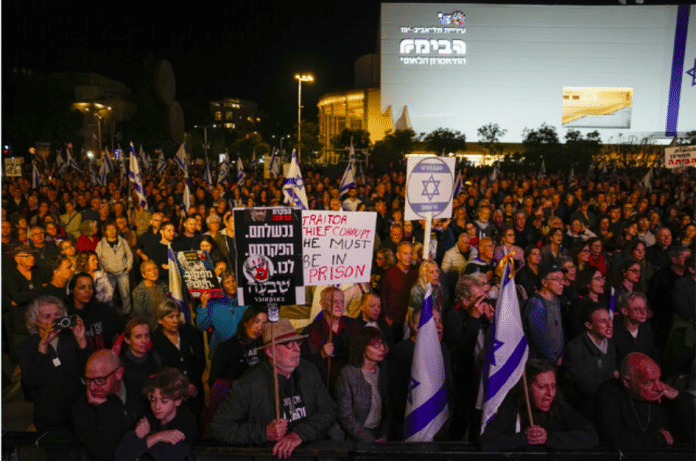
[405,156,455,220]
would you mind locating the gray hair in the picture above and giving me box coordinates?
[26,295,67,334]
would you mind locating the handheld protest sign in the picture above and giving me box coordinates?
[234,207,304,306]
[405,155,455,222]
[175,250,223,299]
[301,210,376,286]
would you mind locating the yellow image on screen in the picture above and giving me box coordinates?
[562,87,633,128]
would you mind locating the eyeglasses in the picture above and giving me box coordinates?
[82,367,119,386]
[592,275,605,281]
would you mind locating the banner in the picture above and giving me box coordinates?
[174,250,223,299]
[4,158,23,177]
[301,210,376,286]
[234,207,304,306]
[664,145,696,168]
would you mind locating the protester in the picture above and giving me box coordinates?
[335,327,390,441]
[480,359,599,451]
[131,260,167,331]
[196,270,247,360]
[210,319,337,459]
[116,367,198,461]
[17,295,90,433]
[594,352,694,450]
[72,349,146,461]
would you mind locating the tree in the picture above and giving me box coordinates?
[423,127,466,154]
[330,128,371,150]
[564,130,602,173]
[289,121,321,163]
[678,130,696,145]
[477,123,507,159]
[522,123,561,171]
[371,129,416,173]
[230,132,270,163]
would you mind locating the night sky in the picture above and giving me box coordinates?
[5,1,646,128]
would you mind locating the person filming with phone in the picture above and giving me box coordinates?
[17,295,91,434]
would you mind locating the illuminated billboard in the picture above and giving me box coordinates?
[381,4,696,143]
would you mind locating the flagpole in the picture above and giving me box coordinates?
[522,370,534,426]
[271,322,280,420]
[423,212,433,261]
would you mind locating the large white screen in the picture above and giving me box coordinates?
[381,4,696,143]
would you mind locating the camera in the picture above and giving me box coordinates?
[53,315,79,330]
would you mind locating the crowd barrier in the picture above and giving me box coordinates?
[3,432,695,461]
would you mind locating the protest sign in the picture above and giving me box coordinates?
[4,158,23,177]
[175,250,223,298]
[234,207,304,306]
[301,210,376,285]
[664,145,696,168]
[405,155,455,221]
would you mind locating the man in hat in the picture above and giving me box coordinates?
[210,319,336,459]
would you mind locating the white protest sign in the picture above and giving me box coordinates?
[664,145,696,169]
[4,158,23,177]
[405,155,455,221]
[301,210,376,286]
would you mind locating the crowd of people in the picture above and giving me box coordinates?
[1,158,695,459]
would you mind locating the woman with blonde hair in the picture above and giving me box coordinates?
[409,259,448,313]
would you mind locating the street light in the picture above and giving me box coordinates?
[295,74,313,162]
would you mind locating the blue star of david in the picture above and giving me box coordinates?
[421,175,441,201]
[687,59,696,86]
[407,377,420,405]
[490,339,504,366]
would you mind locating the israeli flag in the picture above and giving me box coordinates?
[282,149,309,210]
[129,143,148,210]
[88,161,97,185]
[339,141,356,198]
[174,144,187,173]
[539,160,546,178]
[183,170,191,215]
[404,284,449,441]
[168,245,191,324]
[236,157,245,186]
[32,160,43,189]
[641,168,653,191]
[139,145,150,171]
[156,151,167,175]
[218,153,230,185]
[103,151,114,174]
[204,157,213,189]
[480,262,529,433]
[98,157,109,186]
[269,147,280,177]
[118,147,127,182]
[66,147,80,171]
[55,150,66,175]
[489,164,499,182]
[453,171,463,198]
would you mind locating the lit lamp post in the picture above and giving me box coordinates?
[77,103,111,156]
[295,74,313,162]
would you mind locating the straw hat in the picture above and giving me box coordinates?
[259,319,308,349]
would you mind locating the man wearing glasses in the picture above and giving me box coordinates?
[523,265,566,366]
[72,349,145,461]
[211,319,336,459]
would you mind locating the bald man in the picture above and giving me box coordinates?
[594,352,694,450]
[72,350,146,461]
